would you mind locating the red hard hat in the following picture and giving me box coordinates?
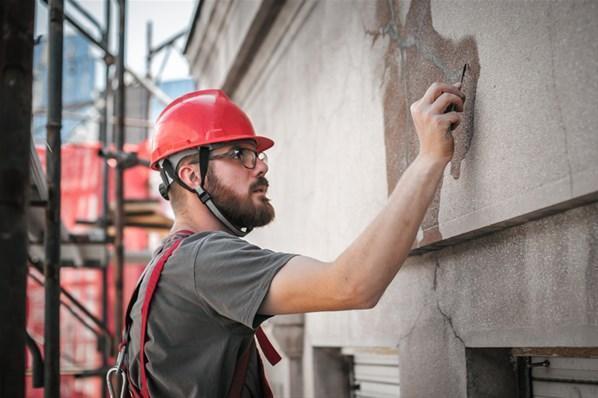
[150,89,274,170]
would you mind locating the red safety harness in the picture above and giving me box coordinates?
[106,231,282,398]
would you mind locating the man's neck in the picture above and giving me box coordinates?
[170,194,230,235]
[170,216,227,235]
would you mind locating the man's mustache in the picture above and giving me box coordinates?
[250,177,269,192]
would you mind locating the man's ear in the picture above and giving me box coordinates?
[178,164,201,188]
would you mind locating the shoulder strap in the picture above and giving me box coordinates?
[255,327,281,366]
[227,339,255,398]
[120,231,193,350]
[118,230,193,397]
[256,345,274,398]
[138,232,192,398]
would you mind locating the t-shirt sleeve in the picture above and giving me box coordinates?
[192,232,296,329]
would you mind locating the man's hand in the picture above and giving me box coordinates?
[410,82,465,163]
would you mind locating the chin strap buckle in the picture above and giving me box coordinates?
[158,183,169,200]
[158,164,174,200]
[197,190,211,204]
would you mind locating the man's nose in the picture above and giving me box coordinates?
[254,156,268,176]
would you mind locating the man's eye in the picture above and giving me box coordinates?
[231,149,243,159]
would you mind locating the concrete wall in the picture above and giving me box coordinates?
[185,1,598,396]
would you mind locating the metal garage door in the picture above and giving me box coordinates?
[342,348,400,398]
[531,356,598,398]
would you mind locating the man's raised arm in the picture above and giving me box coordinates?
[260,82,465,315]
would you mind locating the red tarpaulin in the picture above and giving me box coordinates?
[27,141,153,397]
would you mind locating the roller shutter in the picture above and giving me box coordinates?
[531,356,598,398]
[342,348,400,398]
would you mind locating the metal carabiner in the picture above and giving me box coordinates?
[106,366,127,398]
[106,348,128,398]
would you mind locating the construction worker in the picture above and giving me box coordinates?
[114,83,464,397]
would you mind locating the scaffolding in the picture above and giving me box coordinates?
[0,0,187,396]
[0,1,36,397]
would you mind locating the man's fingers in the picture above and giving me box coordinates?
[431,92,464,114]
[422,82,465,105]
[440,112,462,130]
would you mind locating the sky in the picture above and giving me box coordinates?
[35,0,197,83]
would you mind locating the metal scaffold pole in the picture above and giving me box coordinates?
[0,0,35,396]
[45,0,64,396]
[99,1,112,388]
[114,0,127,350]
[145,20,153,139]
[146,20,152,80]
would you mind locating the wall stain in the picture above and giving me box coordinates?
[369,0,480,247]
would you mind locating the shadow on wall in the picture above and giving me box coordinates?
[369,0,480,246]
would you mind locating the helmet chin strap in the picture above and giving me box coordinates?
[193,185,252,237]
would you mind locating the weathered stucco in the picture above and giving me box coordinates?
[374,0,481,247]
[185,0,598,396]
[307,201,598,396]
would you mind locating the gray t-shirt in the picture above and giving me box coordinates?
[126,231,295,397]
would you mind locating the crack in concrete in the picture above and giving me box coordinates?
[547,3,574,197]
[433,256,464,346]
[433,256,440,291]
[401,256,442,342]
[399,260,467,347]
[436,299,465,346]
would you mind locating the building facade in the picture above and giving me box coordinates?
[184,1,598,397]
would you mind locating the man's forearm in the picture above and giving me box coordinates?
[334,154,448,306]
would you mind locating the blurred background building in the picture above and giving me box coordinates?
[33,34,96,144]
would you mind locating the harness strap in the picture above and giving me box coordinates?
[227,339,254,398]
[256,327,281,366]
[256,346,275,398]
[226,328,280,398]
[139,237,187,398]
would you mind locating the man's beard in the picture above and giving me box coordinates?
[206,171,275,229]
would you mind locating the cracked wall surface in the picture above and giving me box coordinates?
[185,0,598,396]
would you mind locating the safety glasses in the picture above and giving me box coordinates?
[209,147,268,169]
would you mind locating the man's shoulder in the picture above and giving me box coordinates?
[175,230,257,259]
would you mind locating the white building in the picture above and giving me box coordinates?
[184,1,598,397]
